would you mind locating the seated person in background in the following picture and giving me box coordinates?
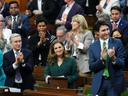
[28,16,56,66]
[0,14,12,54]
[56,26,67,45]
[66,14,93,77]
[96,0,120,21]
[3,33,35,92]
[0,49,6,86]
[109,6,128,43]
[5,1,30,49]
[55,0,84,31]
[110,28,128,71]
[96,13,110,23]
[25,0,56,24]
[44,39,78,89]
[0,0,10,17]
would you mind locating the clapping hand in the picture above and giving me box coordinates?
[100,46,107,61]
[108,47,116,61]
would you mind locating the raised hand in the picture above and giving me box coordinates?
[100,46,107,61]
[6,16,12,27]
[17,17,22,26]
[108,47,116,61]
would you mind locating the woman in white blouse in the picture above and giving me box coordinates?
[0,14,12,54]
[66,14,93,77]
[96,0,120,21]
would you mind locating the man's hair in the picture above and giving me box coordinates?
[56,26,67,34]
[93,20,109,32]
[111,6,121,13]
[10,33,21,43]
[9,1,19,8]
[97,13,110,23]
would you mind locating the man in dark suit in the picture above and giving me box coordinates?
[109,6,128,42]
[25,0,56,24]
[89,20,126,96]
[3,33,35,92]
[0,0,10,17]
[55,0,84,31]
[5,1,30,49]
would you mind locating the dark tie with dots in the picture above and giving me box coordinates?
[12,17,16,33]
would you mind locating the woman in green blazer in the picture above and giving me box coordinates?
[0,49,6,86]
[44,39,78,89]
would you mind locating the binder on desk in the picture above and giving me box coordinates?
[47,77,68,88]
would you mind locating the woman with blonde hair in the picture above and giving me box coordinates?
[66,14,93,77]
[44,39,78,89]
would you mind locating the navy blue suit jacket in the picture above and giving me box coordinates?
[3,49,35,90]
[109,19,128,42]
[1,2,10,17]
[4,14,30,49]
[56,2,84,31]
[89,37,126,94]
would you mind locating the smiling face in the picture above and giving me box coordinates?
[10,36,22,51]
[37,22,47,33]
[54,43,64,57]
[71,20,80,30]
[99,25,110,40]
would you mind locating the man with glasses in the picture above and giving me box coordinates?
[56,26,67,45]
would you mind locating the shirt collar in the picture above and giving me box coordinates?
[65,1,75,8]
[99,37,109,45]
[13,49,21,54]
[113,18,121,25]
[11,15,18,20]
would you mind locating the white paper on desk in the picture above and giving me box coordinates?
[57,75,65,77]
[9,88,21,92]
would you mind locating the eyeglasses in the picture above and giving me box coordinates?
[56,34,65,38]
[0,20,4,22]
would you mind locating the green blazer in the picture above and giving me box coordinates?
[44,56,79,89]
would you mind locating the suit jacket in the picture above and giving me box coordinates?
[68,31,93,73]
[84,0,99,15]
[0,50,6,86]
[1,2,10,18]
[30,0,56,24]
[96,0,120,20]
[3,49,35,90]
[75,0,86,9]
[56,2,84,31]
[5,13,30,49]
[109,19,128,42]
[89,37,126,94]
[44,56,78,89]
[122,4,128,15]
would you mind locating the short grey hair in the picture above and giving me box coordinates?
[97,13,110,23]
[56,26,67,34]
[10,33,21,43]
[0,14,5,28]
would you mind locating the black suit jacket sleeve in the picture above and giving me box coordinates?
[43,0,56,17]
[122,5,128,15]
